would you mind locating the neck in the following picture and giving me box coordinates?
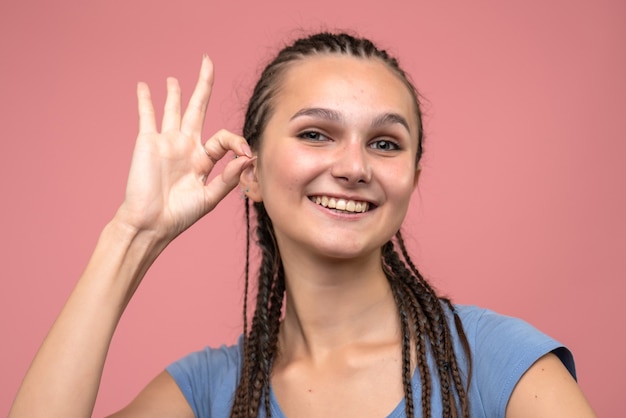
[278,248,400,361]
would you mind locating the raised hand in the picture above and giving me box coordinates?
[8,56,254,418]
[116,55,254,242]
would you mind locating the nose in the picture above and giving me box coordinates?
[330,139,372,185]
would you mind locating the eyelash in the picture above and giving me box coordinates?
[297,131,401,152]
[369,139,400,151]
[297,131,328,141]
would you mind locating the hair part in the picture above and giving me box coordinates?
[231,32,470,418]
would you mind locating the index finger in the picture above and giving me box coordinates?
[181,55,214,137]
[202,129,252,165]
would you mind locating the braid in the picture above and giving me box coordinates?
[384,251,416,416]
[231,202,283,418]
[384,242,437,416]
[234,199,251,417]
[392,232,471,417]
[233,31,469,417]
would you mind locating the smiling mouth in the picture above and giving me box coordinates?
[309,196,371,213]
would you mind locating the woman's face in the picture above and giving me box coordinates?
[246,54,420,262]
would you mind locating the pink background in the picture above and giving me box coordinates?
[1,0,624,416]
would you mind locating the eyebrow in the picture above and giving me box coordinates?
[290,107,411,134]
[290,107,343,123]
[371,113,411,134]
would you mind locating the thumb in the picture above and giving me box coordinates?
[202,155,256,213]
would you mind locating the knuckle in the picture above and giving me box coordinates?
[188,99,204,112]
[216,128,230,138]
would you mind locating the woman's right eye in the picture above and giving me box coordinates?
[297,131,328,141]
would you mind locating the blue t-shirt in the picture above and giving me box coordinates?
[166,305,575,417]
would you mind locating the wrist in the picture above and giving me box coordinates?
[104,216,169,263]
[109,205,170,244]
[87,216,171,305]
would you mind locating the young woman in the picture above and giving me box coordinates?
[10,33,596,418]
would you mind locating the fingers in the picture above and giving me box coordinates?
[199,129,253,212]
[204,155,256,211]
[202,129,252,166]
[181,55,214,137]
[137,82,157,133]
[161,77,181,132]
[140,55,213,137]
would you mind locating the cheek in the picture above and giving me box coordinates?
[380,163,417,197]
[262,144,325,182]
[256,148,310,200]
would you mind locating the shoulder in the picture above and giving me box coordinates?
[447,304,578,417]
[451,304,575,376]
[506,353,597,417]
[165,336,243,418]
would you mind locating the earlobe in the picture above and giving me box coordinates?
[239,158,263,202]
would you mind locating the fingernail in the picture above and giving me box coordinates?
[241,156,257,170]
[240,143,252,158]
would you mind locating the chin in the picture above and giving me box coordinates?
[311,241,384,262]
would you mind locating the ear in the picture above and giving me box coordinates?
[239,158,263,202]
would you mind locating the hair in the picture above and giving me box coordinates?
[231,32,471,418]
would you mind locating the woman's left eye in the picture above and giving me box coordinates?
[298,131,327,141]
[369,139,400,151]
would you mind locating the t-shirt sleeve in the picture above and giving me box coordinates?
[457,306,576,417]
[166,339,242,418]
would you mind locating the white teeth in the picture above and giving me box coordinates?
[311,196,370,213]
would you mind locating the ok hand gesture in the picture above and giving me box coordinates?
[116,55,254,243]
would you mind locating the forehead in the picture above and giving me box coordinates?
[275,54,418,130]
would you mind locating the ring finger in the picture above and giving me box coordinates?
[161,77,182,132]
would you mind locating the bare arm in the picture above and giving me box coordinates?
[106,371,194,418]
[506,353,597,418]
[9,56,253,418]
